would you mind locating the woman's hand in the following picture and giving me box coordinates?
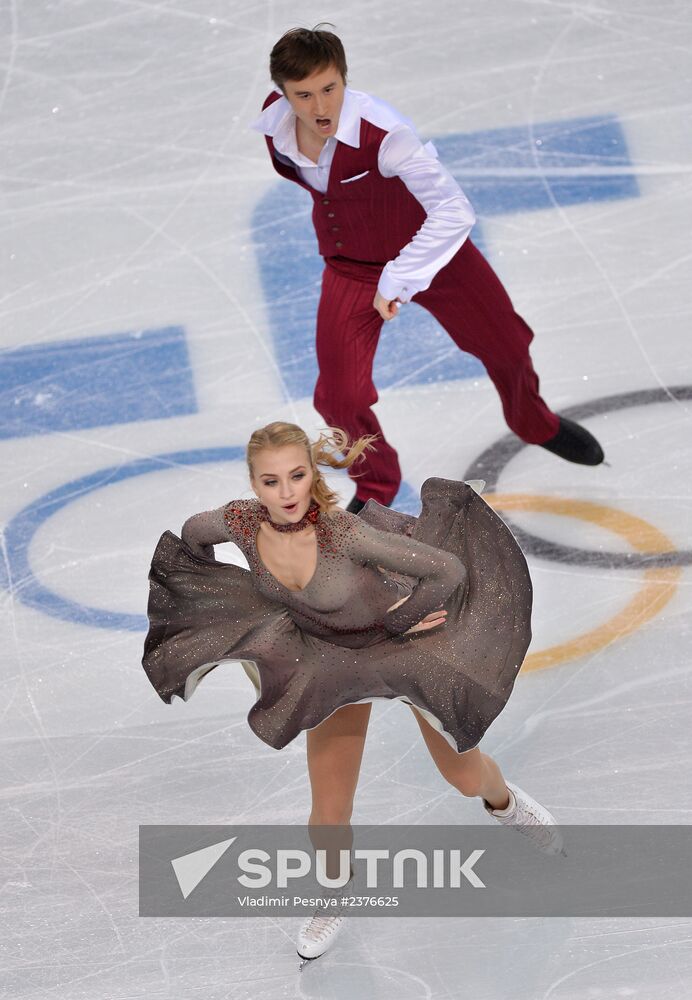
[403,609,447,634]
[386,595,447,634]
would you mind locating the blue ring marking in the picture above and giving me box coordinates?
[4,447,419,632]
[3,447,245,633]
[0,325,197,441]
[391,479,421,516]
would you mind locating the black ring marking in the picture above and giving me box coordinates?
[462,385,692,569]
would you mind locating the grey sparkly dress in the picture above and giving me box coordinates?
[142,478,532,753]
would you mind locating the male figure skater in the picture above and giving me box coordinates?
[251,27,604,513]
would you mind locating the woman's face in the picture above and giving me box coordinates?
[251,444,315,524]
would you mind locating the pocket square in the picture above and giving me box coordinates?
[340,170,370,184]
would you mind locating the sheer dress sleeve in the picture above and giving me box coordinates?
[346,514,467,635]
[180,505,231,560]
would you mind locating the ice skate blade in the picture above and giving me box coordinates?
[298,953,320,970]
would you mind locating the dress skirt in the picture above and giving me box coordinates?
[142,479,532,753]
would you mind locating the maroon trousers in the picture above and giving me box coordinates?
[313,239,560,505]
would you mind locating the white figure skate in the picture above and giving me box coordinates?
[484,780,566,856]
[296,877,353,967]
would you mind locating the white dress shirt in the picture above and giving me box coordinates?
[250,88,476,303]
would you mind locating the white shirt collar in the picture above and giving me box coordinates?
[249,87,362,158]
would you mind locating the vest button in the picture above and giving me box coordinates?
[331,226,340,233]
[322,198,330,205]
[335,241,343,249]
[327,212,335,218]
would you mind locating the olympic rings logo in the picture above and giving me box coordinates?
[486,494,681,672]
[463,386,690,671]
[2,387,688,674]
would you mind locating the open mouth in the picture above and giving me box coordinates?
[282,502,298,513]
[315,117,332,131]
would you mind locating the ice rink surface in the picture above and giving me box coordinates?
[2,0,692,996]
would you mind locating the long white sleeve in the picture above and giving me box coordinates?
[377,125,476,302]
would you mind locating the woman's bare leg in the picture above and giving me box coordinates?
[306,702,372,880]
[409,705,510,809]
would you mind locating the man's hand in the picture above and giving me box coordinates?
[373,291,401,321]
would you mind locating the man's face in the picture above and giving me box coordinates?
[282,64,346,142]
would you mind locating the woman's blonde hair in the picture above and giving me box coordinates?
[246,421,377,511]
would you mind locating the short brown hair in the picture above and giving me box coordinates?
[269,25,347,90]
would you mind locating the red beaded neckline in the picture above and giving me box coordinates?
[259,499,321,533]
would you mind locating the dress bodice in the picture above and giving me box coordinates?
[180,498,467,648]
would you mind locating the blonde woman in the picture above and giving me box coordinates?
[142,421,563,964]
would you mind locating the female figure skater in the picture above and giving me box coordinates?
[142,421,563,964]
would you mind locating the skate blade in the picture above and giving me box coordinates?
[298,953,320,970]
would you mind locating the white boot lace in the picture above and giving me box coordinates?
[302,913,342,942]
[512,798,560,848]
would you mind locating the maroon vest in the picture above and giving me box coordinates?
[261,91,427,264]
